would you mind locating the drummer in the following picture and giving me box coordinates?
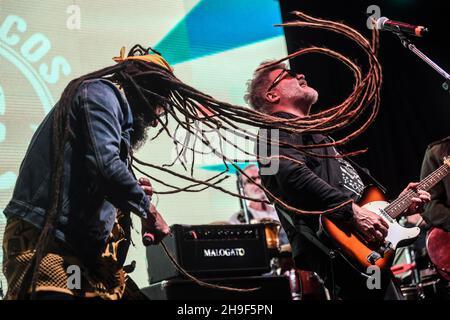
[228,164,289,245]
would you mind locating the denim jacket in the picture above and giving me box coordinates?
[3,79,150,260]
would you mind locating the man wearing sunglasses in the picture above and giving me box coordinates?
[246,61,430,300]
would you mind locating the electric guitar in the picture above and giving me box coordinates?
[426,227,450,281]
[321,157,450,275]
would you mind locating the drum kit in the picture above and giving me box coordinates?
[202,162,329,300]
[262,220,329,300]
[392,225,450,300]
[201,163,450,300]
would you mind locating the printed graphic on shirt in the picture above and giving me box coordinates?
[337,157,365,197]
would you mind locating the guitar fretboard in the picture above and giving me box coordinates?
[385,162,450,219]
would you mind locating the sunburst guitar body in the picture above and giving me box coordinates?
[321,157,450,275]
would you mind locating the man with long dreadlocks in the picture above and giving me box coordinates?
[0,10,436,300]
[1,45,174,300]
[248,60,431,300]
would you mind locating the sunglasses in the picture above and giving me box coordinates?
[266,68,298,93]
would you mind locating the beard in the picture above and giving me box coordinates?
[284,86,319,107]
[304,87,319,105]
[130,112,150,151]
[245,186,268,202]
[122,86,160,151]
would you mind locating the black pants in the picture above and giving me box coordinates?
[294,247,404,300]
[323,255,404,300]
[35,292,77,300]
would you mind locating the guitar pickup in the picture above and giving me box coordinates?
[366,241,392,264]
[367,251,382,264]
[379,242,392,254]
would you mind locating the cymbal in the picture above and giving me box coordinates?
[199,161,258,174]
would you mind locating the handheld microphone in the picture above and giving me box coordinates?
[142,232,155,246]
[375,17,428,37]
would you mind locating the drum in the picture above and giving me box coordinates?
[420,269,450,300]
[283,265,327,300]
[276,243,327,300]
[400,268,450,300]
[262,220,281,252]
[401,280,450,300]
[278,244,295,274]
[297,270,328,300]
[400,284,420,300]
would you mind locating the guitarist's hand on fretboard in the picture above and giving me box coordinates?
[351,203,389,243]
[398,182,431,216]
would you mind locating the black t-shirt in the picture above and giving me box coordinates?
[336,156,365,199]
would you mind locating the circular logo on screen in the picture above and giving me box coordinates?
[0,14,71,196]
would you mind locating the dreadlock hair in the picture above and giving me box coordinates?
[22,11,383,298]
[24,47,178,298]
[244,60,286,113]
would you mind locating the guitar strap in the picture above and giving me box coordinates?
[343,156,387,194]
[275,205,338,299]
[275,205,334,258]
[328,135,387,194]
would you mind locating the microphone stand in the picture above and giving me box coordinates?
[394,30,450,93]
[236,171,251,224]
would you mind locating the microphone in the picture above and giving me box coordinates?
[142,232,155,246]
[375,17,428,37]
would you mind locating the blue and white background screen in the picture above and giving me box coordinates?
[0,0,287,289]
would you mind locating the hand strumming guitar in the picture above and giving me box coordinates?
[351,203,389,244]
[351,182,430,244]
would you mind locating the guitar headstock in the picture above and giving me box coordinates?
[444,156,450,167]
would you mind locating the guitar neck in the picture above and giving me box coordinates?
[385,162,450,219]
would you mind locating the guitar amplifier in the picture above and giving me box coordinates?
[146,224,270,284]
[142,276,292,300]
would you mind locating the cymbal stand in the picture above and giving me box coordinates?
[236,171,251,224]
